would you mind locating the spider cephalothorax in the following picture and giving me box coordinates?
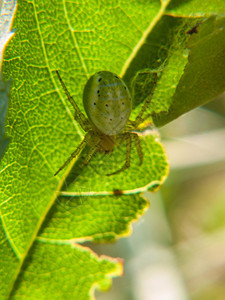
[54,70,157,176]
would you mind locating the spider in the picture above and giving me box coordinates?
[54,70,157,176]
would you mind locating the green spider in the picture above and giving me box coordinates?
[54,70,157,176]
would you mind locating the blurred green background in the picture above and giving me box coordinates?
[90,93,225,300]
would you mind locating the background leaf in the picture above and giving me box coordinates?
[166,0,225,16]
[0,77,11,161]
[154,16,225,126]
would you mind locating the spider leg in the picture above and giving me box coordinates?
[54,132,90,176]
[83,140,100,166]
[127,113,153,128]
[107,133,131,176]
[133,72,158,128]
[132,133,143,165]
[56,71,91,132]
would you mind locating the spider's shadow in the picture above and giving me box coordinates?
[60,140,127,191]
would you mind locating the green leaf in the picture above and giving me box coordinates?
[154,16,225,126]
[123,15,202,118]
[39,194,148,242]
[0,220,19,299]
[167,0,225,16]
[0,0,169,297]
[10,241,121,300]
[39,134,168,241]
[0,0,223,298]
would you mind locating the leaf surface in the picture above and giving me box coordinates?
[0,221,19,299]
[0,0,168,297]
[10,241,121,300]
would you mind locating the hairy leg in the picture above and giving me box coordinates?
[107,133,131,176]
[56,71,91,132]
[54,132,91,176]
[132,133,143,165]
[83,141,101,166]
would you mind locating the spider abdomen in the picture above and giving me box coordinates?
[83,71,132,136]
